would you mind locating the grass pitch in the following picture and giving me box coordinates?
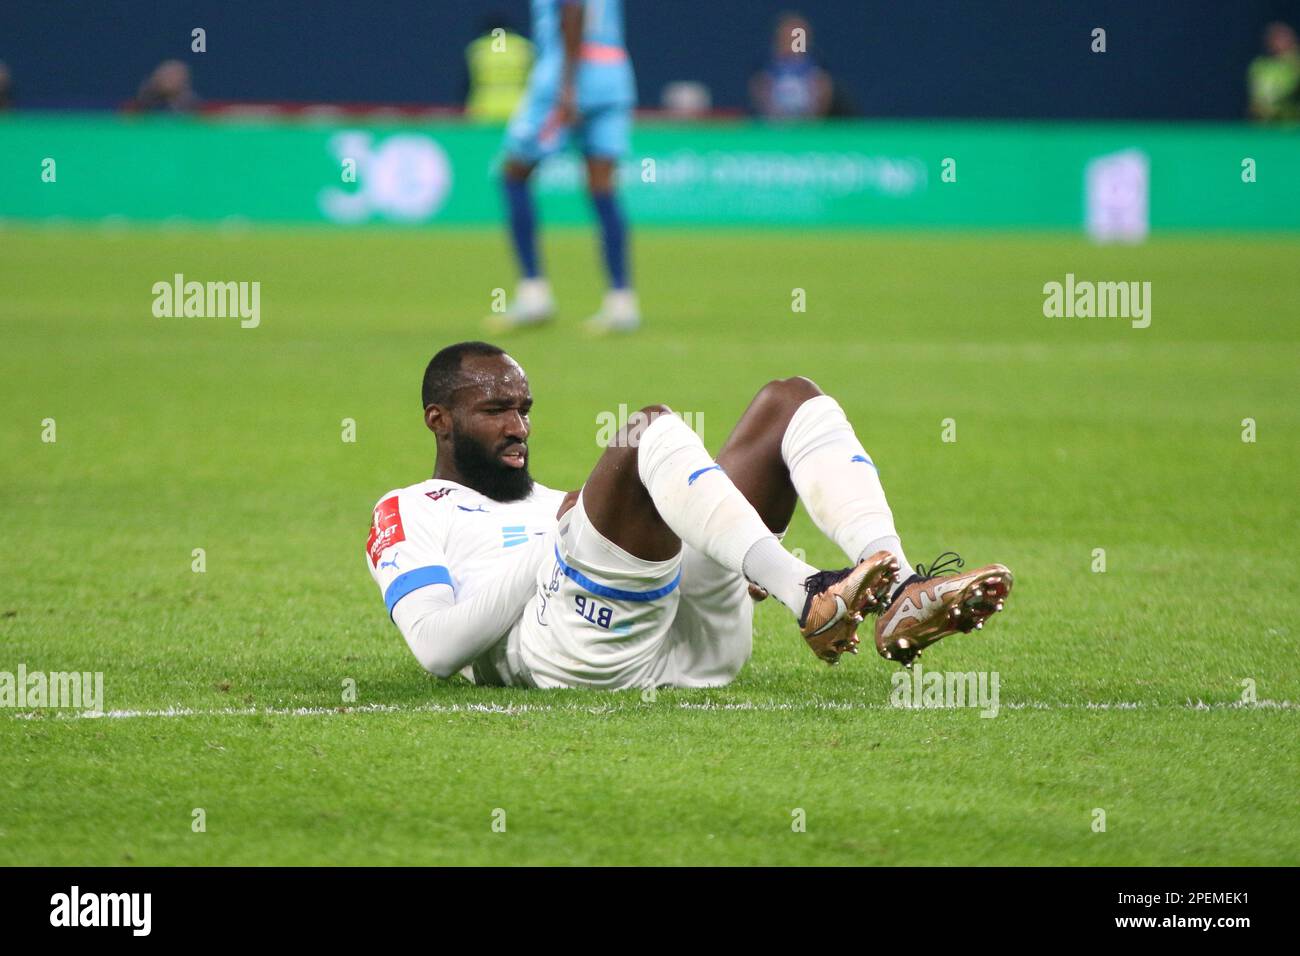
[1,225,1297,865]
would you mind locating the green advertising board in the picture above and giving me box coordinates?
[1,113,1297,229]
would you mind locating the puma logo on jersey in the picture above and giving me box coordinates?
[379,554,400,571]
[458,504,489,514]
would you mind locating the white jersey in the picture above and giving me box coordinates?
[366,474,755,690]
[366,478,565,680]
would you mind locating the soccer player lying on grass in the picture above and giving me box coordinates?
[365,342,1013,689]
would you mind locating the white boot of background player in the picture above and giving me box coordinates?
[585,288,640,334]
[488,277,556,330]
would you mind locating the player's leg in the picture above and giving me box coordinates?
[521,401,903,687]
[516,405,686,689]
[611,405,896,662]
[490,94,559,329]
[738,377,910,573]
[584,156,631,296]
[714,377,819,535]
[503,159,543,285]
[578,405,680,561]
[662,380,820,679]
[653,377,902,678]
[580,107,640,333]
[725,377,1014,668]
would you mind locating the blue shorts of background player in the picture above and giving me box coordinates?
[504,97,631,162]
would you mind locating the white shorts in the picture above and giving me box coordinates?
[509,494,754,689]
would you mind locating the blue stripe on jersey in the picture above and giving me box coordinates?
[385,565,453,615]
[553,545,681,602]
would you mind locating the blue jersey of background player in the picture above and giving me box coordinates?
[490,0,640,334]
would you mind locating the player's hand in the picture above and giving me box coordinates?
[556,489,580,519]
[539,88,575,148]
[553,83,577,128]
[747,584,769,602]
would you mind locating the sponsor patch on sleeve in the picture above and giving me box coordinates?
[367,495,406,567]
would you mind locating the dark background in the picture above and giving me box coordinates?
[3,0,1299,118]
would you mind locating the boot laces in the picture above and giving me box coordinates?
[802,567,852,595]
[914,551,965,581]
[798,567,852,627]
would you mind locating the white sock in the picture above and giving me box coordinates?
[638,413,814,613]
[862,535,913,601]
[741,536,818,615]
[782,395,909,574]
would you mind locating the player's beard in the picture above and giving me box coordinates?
[452,430,534,502]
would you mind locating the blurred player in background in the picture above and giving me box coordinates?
[1248,21,1300,123]
[490,0,639,334]
[463,13,533,122]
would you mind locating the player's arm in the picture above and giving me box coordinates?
[389,565,538,678]
[368,492,535,679]
[812,68,833,117]
[555,0,585,124]
[1247,62,1270,119]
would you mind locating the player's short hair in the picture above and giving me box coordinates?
[422,341,506,408]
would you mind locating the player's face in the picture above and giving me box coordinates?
[448,354,535,501]
[1268,24,1298,55]
[775,17,809,56]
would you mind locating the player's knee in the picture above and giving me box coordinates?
[503,160,533,183]
[757,376,822,410]
[638,403,673,421]
[599,405,674,471]
[586,159,616,193]
[621,404,673,451]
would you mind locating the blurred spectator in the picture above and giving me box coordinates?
[0,61,12,110]
[661,81,712,118]
[826,78,858,118]
[749,12,832,120]
[1248,22,1300,122]
[130,59,199,113]
[464,13,533,122]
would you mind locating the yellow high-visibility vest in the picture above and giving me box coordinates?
[465,30,533,122]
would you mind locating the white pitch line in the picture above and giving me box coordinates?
[672,700,1295,712]
[2,699,1294,721]
[5,702,557,721]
